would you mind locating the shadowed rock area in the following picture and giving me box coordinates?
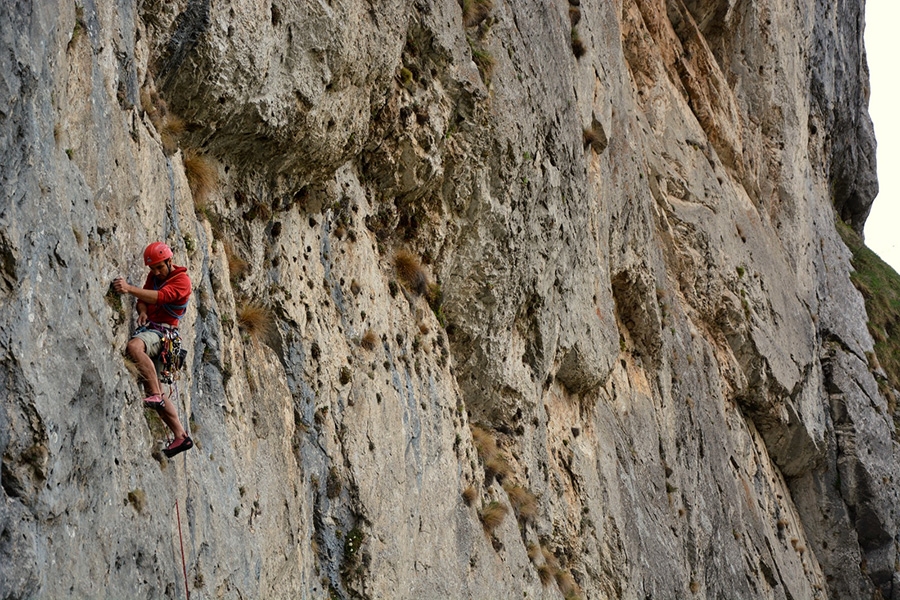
[1,0,898,598]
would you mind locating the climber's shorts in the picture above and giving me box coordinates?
[132,329,163,358]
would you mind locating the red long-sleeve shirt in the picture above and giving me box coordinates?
[141,266,191,327]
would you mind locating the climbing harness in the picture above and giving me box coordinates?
[135,322,187,385]
[158,327,187,385]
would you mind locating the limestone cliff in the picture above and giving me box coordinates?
[2,0,898,599]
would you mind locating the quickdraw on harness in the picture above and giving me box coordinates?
[159,327,187,384]
[136,322,187,384]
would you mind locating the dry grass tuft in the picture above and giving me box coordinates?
[123,355,141,379]
[571,29,586,58]
[569,6,581,26]
[426,282,446,327]
[237,303,274,341]
[471,424,511,482]
[159,131,178,155]
[127,489,147,513]
[224,241,249,281]
[479,500,508,533]
[583,127,603,151]
[538,563,556,586]
[393,249,428,295]
[541,547,560,570]
[162,113,185,136]
[462,485,478,506]
[471,425,500,463]
[141,86,185,155]
[503,482,538,522]
[471,47,496,83]
[158,114,185,155]
[556,569,582,599]
[361,329,378,351]
[484,454,511,482]
[535,545,562,587]
[140,88,154,115]
[426,282,443,309]
[183,150,218,212]
[461,0,493,27]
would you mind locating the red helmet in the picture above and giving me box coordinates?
[143,242,173,266]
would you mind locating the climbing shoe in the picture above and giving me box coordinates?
[163,436,193,458]
[143,394,165,411]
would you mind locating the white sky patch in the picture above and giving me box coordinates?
[864,1,900,272]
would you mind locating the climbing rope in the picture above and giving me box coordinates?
[175,498,190,600]
[160,335,192,599]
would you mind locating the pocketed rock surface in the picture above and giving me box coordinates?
[1,0,897,598]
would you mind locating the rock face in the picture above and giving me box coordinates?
[1,0,897,598]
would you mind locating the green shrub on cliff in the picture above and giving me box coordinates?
[837,220,900,421]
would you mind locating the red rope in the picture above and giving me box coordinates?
[176,498,190,600]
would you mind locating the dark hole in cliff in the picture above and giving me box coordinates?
[1,462,24,498]
[611,271,662,361]
[398,213,419,239]
[293,186,309,210]
[326,467,341,498]
[271,4,282,26]
[496,423,514,436]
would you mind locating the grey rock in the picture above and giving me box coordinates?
[1,0,897,599]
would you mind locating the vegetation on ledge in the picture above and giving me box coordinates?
[836,220,900,424]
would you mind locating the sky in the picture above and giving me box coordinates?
[864,2,900,272]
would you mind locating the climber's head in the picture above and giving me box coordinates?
[143,242,173,278]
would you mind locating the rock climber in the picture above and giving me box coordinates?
[113,241,194,458]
